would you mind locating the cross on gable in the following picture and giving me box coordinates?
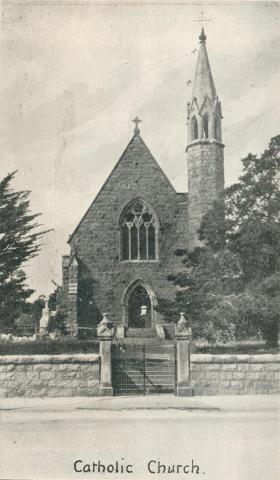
[132,116,142,134]
[132,116,142,127]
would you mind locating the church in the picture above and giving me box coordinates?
[58,29,225,338]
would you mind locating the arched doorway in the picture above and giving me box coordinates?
[128,285,151,328]
[122,280,157,331]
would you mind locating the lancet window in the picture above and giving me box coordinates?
[202,113,209,138]
[191,116,198,141]
[214,116,221,141]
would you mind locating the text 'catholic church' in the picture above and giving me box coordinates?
[58,29,225,338]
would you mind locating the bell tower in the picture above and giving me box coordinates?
[186,28,224,250]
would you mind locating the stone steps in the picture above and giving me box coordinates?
[121,337,167,345]
[125,328,157,338]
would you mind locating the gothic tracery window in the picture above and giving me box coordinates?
[120,200,158,261]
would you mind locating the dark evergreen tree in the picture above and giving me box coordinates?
[0,172,48,333]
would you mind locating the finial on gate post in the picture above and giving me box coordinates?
[97,313,115,338]
[176,312,191,337]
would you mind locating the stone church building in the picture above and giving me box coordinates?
[59,29,224,337]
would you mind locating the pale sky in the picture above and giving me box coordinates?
[1,1,280,298]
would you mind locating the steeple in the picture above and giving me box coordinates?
[192,29,216,108]
[187,28,222,144]
[186,29,225,250]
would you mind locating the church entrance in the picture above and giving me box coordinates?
[112,341,175,395]
[127,285,151,329]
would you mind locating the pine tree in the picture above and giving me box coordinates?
[0,172,48,332]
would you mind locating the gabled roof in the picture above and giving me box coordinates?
[68,132,178,243]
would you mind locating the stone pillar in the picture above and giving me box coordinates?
[175,312,193,396]
[39,298,49,334]
[97,313,115,396]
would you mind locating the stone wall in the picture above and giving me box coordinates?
[0,354,100,398]
[1,352,279,398]
[191,354,280,395]
[187,140,224,249]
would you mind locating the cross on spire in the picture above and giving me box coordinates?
[132,116,142,135]
[195,11,211,28]
[195,12,211,43]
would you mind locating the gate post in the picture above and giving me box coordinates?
[175,312,193,396]
[97,313,115,396]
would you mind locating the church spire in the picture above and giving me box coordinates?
[186,29,225,251]
[187,29,222,144]
[192,28,216,107]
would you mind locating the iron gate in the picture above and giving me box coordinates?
[112,341,175,395]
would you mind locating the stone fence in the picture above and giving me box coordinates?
[0,354,100,398]
[0,351,279,398]
[191,354,280,395]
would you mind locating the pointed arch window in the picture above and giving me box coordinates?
[120,199,158,261]
[202,113,209,138]
[191,116,198,141]
[214,116,220,141]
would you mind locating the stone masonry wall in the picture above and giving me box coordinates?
[191,354,280,395]
[0,354,100,398]
[0,353,279,398]
[187,140,224,249]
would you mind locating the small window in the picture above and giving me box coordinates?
[202,114,209,138]
[191,116,198,141]
[214,117,220,140]
[120,199,158,261]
